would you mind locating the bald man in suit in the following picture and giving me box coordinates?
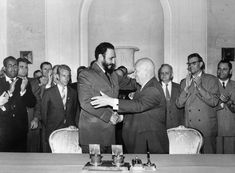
[91,58,169,154]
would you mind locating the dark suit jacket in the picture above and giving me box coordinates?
[176,73,220,137]
[164,82,184,129]
[217,79,235,136]
[119,77,169,154]
[41,85,77,145]
[78,62,136,146]
[0,76,36,151]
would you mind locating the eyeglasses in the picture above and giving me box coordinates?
[187,61,200,66]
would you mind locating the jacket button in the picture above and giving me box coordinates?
[198,119,201,121]
[198,109,200,111]
[189,120,192,122]
[189,109,191,112]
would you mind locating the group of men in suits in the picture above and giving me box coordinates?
[1,41,235,154]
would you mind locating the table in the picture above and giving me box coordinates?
[1,153,235,173]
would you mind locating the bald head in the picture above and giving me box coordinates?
[135,58,155,86]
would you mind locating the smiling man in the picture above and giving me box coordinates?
[90,58,169,154]
[176,53,220,153]
[0,56,36,152]
[78,42,137,153]
[216,60,235,154]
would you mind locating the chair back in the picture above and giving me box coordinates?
[49,127,82,153]
[167,125,203,154]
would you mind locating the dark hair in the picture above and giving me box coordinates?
[33,70,42,77]
[57,64,71,75]
[95,42,114,60]
[187,53,205,70]
[218,59,233,79]
[218,59,232,70]
[77,66,86,80]
[115,66,128,76]
[17,58,30,65]
[158,64,173,81]
[3,56,16,67]
[40,61,52,70]
[52,65,60,71]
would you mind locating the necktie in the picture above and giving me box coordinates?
[61,87,66,109]
[165,84,171,101]
[222,82,225,89]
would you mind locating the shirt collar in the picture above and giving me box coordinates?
[96,62,106,73]
[57,84,67,91]
[161,81,172,87]
[5,74,16,83]
[219,79,229,86]
[192,71,202,79]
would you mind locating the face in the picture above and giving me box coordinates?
[135,65,144,85]
[52,66,59,82]
[160,66,172,83]
[217,62,231,81]
[102,48,116,73]
[18,61,28,77]
[34,71,42,78]
[187,56,202,75]
[41,64,52,77]
[58,69,70,87]
[4,59,18,78]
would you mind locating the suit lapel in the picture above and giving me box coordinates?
[65,86,72,111]
[55,86,65,112]
[91,62,112,86]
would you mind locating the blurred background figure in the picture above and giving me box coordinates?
[158,64,184,129]
[216,60,235,154]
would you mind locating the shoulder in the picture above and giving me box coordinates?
[202,73,217,80]
[68,86,77,94]
[172,82,180,88]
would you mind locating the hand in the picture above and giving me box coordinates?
[39,76,48,86]
[90,91,114,108]
[185,73,192,92]
[0,91,9,106]
[30,117,39,129]
[220,93,231,103]
[110,112,121,125]
[21,77,28,92]
[9,78,18,94]
[68,125,77,129]
[47,69,53,85]
[193,75,202,88]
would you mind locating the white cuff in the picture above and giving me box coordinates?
[113,98,119,110]
[0,106,6,111]
[20,89,26,96]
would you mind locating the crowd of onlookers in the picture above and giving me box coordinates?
[0,42,234,154]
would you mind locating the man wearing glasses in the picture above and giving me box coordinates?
[176,53,220,153]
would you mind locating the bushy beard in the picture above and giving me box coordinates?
[102,61,116,74]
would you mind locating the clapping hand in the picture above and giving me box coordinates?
[0,91,9,106]
[220,92,231,103]
[193,75,202,89]
[184,73,192,92]
[9,78,18,95]
[21,77,28,92]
